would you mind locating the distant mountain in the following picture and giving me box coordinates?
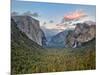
[12,16,46,46]
[47,30,73,48]
[66,22,96,48]
[41,26,62,38]
[11,18,45,74]
[45,21,96,48]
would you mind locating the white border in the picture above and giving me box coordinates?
[0,0,10,75]
[20,0,96,5]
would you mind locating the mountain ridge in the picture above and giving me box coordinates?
[12,15,46,46]
[66,22,96,48]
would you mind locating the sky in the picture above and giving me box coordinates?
[11,0,96,37]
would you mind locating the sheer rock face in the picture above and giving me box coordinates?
[12,16,46,46]
[66,23,96,48]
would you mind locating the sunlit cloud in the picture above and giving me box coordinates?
[39,9,95,33]
[63,10,88,21]
[40,10,95,33]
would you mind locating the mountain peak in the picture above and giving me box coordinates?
[12,16,46,46]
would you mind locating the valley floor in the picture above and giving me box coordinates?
[11,47,96,74]
[29,47,96,73]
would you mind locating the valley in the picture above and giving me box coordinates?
[11,15,96,74]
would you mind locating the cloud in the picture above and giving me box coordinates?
[11,11,19,16]
[56,24,75,30]
[23,11,40,17]
[63,10,88,22]
[11,11,40,18]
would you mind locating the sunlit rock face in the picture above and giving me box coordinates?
[12,16,46,46]
[66,22,96,48]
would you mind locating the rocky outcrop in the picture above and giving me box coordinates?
[12,16,46,46]
[66,22,96,48]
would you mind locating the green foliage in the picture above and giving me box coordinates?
[12,45,96,74]
[11,19,44,74]
[11,19,96,74]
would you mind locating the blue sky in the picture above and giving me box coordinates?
[11,0,96,22]
[11,0,96,34]
[11,0,96,37]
